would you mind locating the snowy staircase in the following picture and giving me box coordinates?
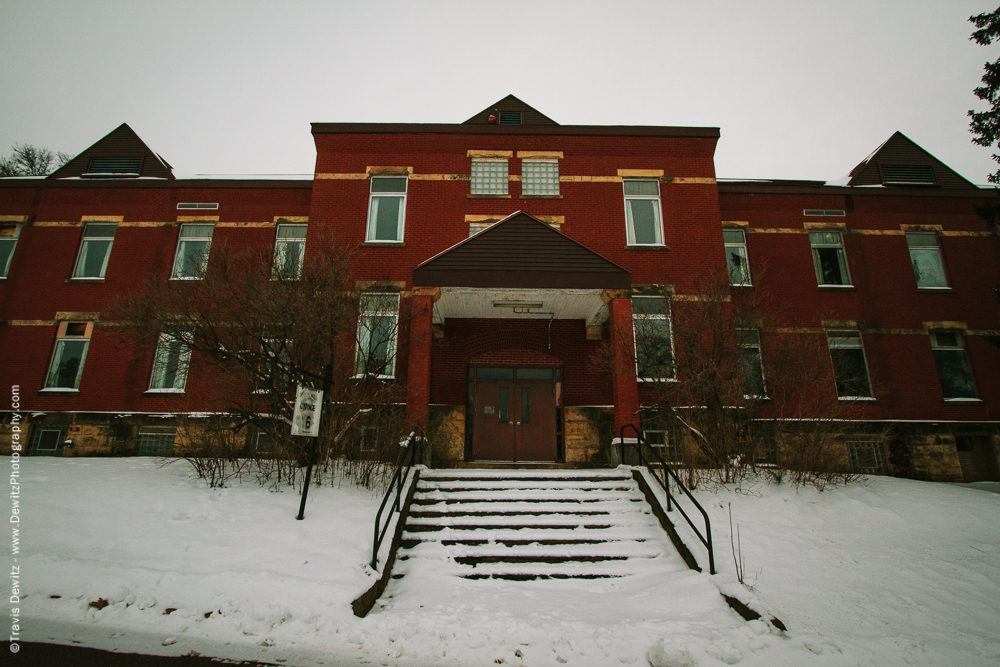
[395,468,686,581]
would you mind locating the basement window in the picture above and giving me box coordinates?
[848,438,887,474]
[136,427,177,457]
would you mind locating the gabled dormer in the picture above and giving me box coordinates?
[846,131,975,189]
[462,94,560,126]
[48,123,174,180]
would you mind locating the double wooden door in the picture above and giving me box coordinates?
[472,377,557,462]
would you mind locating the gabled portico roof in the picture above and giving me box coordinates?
[413,212,631,289]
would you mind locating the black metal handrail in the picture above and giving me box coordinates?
[370,425,426,570]
[619,423,716,574]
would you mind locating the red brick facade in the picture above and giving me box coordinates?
[1,101,998,480]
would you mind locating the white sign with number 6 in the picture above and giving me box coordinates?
[291,384,323,437]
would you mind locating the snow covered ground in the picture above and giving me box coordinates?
[9,458,1000,666]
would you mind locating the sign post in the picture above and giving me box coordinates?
[295,363,332,520]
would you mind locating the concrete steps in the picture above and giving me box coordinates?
[395,468,686,581]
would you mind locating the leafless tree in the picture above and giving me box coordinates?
[110,237,410,488]
[0,143,72,176]
[604,267,879,485]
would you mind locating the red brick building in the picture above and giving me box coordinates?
[2,96,998,482]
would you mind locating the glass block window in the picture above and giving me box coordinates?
[521,160,560,196]
[848,438,887,474]
[73,223,117,279]
[471,159,508,195]
[136,428,177,457]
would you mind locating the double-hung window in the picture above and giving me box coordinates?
[72,223,117,279]
[624,180,664,246]
[366,177,407,242]
[148,332,191,392]
[633,296,674,380]
[810,231,851,286]
[724,228,751,285]
[906,232,948,288]
[827,331,872,398]
[171,223,214,279]
[471,159,508,196]
[44,321,92,390]
[521,160,560,196]
[355,293,400,378]
[930,331,977,400]
[272,224,307,280]
[257,339,293,392]
[737,329,766,397]
[0,224,20,278]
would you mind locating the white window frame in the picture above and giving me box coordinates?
[827,330,873,399]
[42,321,93,391]
[366,177,407,242]
[0,224,21,278]
[272,224,307,280]
[147,332,192,392]
[72,222,117,279]
[642,428,683,465]
[737,328,766,398]
[724,228,751,286]
[471,159,508,196]
[521,159,560,196]
[810,231,852,286]
[632,295,674,381]
[930,331,978,401]
[906,232,949,289]
[171,223,215,280]
[623,179,664,246]
[354,293,400,379]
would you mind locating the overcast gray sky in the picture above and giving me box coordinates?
[1,0,997,184]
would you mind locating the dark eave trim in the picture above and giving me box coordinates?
[717,182,999,198]
[311,122,720,139]
[0,178,313,190]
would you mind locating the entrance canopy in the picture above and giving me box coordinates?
[413,212,630,325]
[413,212,631,290]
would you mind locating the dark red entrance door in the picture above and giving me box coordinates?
[472,369,558,462]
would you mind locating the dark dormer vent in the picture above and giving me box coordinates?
[498,110,523,125]
[84,156,142,177]
[880,164,936,186]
